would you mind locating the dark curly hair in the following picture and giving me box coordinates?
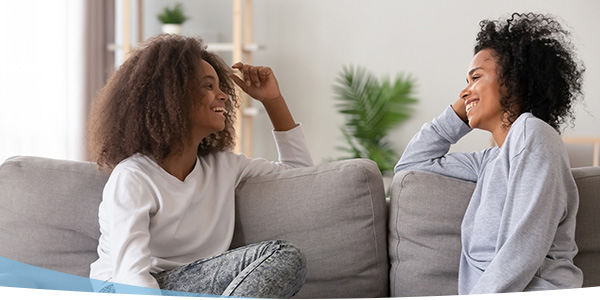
[88,34,239,169]
[474,12,585,132]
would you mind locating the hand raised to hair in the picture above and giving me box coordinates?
[452,98,469,124]
[230,62,283,104]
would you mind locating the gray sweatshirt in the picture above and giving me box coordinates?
[395,106,583,294]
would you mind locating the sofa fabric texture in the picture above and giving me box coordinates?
[232,158,389,297]
[0,156,106,278]
[0,156,388,298]
[389,168,600,297]
[388,170,473,296]
[571,167,600,288]
[1,156,598,297]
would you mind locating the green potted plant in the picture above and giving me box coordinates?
[333,65,417,177]
[157,3,190,35]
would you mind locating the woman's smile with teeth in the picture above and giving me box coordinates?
[212,107,227,114]
[466,100,478,115]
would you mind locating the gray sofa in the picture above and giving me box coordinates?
[0,156,598,298]
[389,168,600,296]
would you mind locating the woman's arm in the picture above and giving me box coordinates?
[468,122,581,293]
[394,104,487,182]
[468,152,572,293]
[99,170,161,292]
[226,63,313,183]
[231,63,296,131]
[451,98,469,123]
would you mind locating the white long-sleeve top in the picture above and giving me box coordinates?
[395,107,582,294]
[89,125,313,290]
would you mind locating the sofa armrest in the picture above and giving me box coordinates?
[388,170,474,297]
[232,159,388,298]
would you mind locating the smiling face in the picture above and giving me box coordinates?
[190,59,229,142]
[460,49,506,133]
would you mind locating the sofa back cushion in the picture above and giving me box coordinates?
[232,159,389,298]
[388,170,472,297]
[389,167,600,297]
[0,156,107,277]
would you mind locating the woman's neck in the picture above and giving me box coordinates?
[491,124,511,148]
[489,112,514,148]
[159,144,198,182]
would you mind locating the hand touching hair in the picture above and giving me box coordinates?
[88,35,239,169]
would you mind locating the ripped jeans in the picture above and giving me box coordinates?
[151,240,306,298]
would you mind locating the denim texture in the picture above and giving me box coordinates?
[98,283,116,293]
[152,240,306,298]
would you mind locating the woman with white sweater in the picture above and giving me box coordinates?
[88,34,312,297]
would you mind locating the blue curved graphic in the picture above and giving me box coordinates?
[0,256,217,297]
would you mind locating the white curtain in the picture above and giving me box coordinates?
[0,0,113,163]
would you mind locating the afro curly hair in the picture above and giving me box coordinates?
[474,12,585,132]
[88,35,239,169]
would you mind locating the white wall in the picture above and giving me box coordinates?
[143,0,600,166]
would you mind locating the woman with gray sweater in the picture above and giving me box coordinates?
[395,13,585,294]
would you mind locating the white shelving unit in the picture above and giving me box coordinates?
[228,0,259,156]
[563,136,600,166]
[206,43,263,52]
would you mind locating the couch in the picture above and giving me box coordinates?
[0,156,388,298]
[0,156,598,298]
[389,167,600,296]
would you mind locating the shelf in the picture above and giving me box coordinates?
[206,43,264,52]
[106,42,264,53]
[563,136,600,166]
[242,106,260,117]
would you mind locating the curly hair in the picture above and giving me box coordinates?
[88,34,239,169]
[474,12,585,132]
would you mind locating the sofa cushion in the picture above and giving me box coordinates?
[0,156,108,278]
[389,167,600,296]
[232,159,389,298]
[388,170,473,297]
[572,166,600,287]
[1,156,389,297]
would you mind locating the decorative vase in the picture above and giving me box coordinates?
[161,24,182,35]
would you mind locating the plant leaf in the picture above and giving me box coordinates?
[332,65,417,173]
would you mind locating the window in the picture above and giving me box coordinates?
[0,1,85,163]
